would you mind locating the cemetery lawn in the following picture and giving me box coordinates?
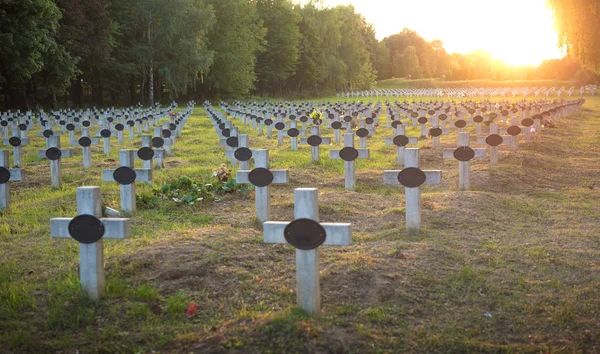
[1,96,599,353]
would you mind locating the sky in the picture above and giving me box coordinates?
[297,0,564,66]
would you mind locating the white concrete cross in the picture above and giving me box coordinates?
[300,126,331,162]
[102,150,152,215]
[0,150,23,210]
[236,149,289,223]
[385,124,418,166]
[263,188,352,315]
[225,134,251,170]
[443,132,486,190]
[329,133,369,191]
[37,136,73,189]
[383,148,441,233]
[142,135,165,169]
[50,186,130,300]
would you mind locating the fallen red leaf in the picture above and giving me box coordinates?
[186,303,198,317]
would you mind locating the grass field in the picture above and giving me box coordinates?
[0,95,599,353]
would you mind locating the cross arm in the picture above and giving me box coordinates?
[264,221,352,246]
[50,218,131,239]
[444,148,487,159]
[357,149,369,159]
[235,170,250,184]
[385,137,418,145]
[8,169,23,181]
[272,170,289,184]
[383,170,442,185]
[37,149,73,159]
[133,169,152,182]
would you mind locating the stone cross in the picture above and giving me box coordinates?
[0,150,23,209]
[38,136,73,189]
[443,132,486,190]
[383,148,441,233]
[385,124,418,166]
[7,136,28,168]
[78,136,93,169]
[329,133,369,191]
[300,126,331,162]
[100,128,112,155]
[225,134,251,170]
[263,188,352,315]
[102,150,152,215]
[236,149,289,223]
[50,186,131,300]
[143,135,165,169]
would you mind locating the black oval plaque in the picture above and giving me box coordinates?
[226,136,239,148]
[339,147,359,161]
[127,120,135,127]
[275,122,285,130]
[418,117,428,124]
[79,137,92,147]
[356,128,369,138]
[42,130,54,138]
[455,120,466,128]
[331,121,342,130]
[307,135,322,146]
[46,147,62,160]
[287,128,300,137]
[9,137,21,147]
[439,114,448,120]
[234,147,252,161]
[248,167,274,187]
[365,117,374,125]
[453,147,475,161]
[66,123,75,131]
[222,128,231,137]
[137,147,154,161]
[507,126,521,136]
[391,121,402,128]
[82,121,90,127]
[521,118,534,127]
[100,129,111,138]
[393,135,409,147]
[284,218,326,250]
[300,116,308,123]
[162,129,172,138]
[398,167,426,188]
[152,137,164,148]
[169,123,176,131]
[68,214,105,244]
[115,123,124,131]
[429,128,442,137]
[18,123,27,131]
[113,166,137,185]
[0,166,10,184]
[473,115,484,123]
[264,119,273,126]
[486,134,503,146]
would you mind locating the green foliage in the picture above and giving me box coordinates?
[136,168,252,208]
[165,291,189,315]
[548,0,600,73]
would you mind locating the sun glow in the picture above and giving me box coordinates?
[310,0,563,66]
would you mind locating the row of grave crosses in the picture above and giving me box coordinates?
[0,102,196,210]
[42,97,586,320]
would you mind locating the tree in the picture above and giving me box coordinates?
[205,0,266,98]
[373,41,391,79]
[548,0,600,73]
[401,46,420,78]
[0,0,77,108]
[254,0,301,95]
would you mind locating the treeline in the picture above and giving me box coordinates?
[0,0,596,109]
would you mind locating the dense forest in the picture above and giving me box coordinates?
[0,0,597,109]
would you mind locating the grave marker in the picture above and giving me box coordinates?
[0,150,23,209]
[102,150,152,214]
[50,186,131,300]
[329,133,369,191]
[443,132,486,190]
[383,148,441,232]
[236,149,289,223]
[263,188,352,315]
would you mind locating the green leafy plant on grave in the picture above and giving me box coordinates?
[309,110,322,123]
[136,165,253,208]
